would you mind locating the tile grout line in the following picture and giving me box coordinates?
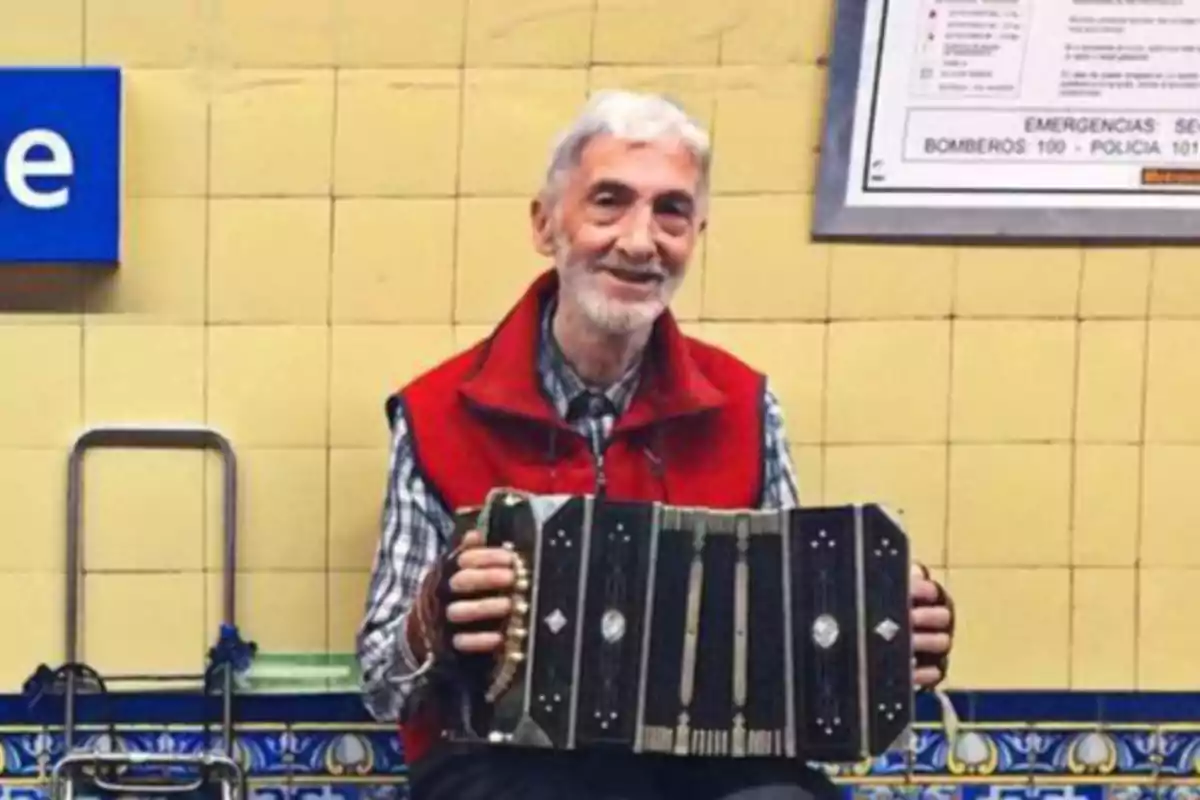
[941,248,959,574]
[323,63,341,654]
[1132,249,1157,689]
[449,0,472,331]
[808,11,835,500]
[817,214,834,503]
[587,0,600,72]
[1066,250,1085,688]
[200,51,215,653]
[817,326,830,505]
[696,21,720,329]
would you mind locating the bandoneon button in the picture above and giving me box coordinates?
[601,609,626,643]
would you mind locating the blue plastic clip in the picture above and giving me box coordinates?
[207,623,258,675]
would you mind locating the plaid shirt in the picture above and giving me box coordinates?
[356,303,803,723]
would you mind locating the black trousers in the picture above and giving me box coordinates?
[408,744,843,800]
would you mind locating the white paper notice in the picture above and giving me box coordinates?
[845,0,1200,209]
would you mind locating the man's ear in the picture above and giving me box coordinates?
[530,197,556,257]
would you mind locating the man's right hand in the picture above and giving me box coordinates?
[443,530,517,653]
[409,529,517,661]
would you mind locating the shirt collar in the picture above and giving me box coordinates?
[456,268,726,431]
[538,296,642,421]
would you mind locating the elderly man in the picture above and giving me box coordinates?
[357,90,955,800]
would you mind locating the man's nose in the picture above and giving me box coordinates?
[616,206,656,262]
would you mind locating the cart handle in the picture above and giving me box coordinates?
[90,774,206,794]
[51,751,246,799]
[65,425,239,664]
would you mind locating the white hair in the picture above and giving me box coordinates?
[540,89,712,207]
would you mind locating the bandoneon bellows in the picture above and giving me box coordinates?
[438,488,914,764]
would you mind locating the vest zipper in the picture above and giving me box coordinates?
[589,420,607,500]
[595,448,607,498]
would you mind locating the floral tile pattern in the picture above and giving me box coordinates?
[0,692,1196,798]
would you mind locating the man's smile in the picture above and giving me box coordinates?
[597,265,665,285]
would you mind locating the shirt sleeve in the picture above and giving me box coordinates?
[759,379,802,511]
[356,399,454,723]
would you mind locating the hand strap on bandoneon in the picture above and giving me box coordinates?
[430,507,507,695]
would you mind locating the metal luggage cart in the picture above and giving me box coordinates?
[23,425,258,799]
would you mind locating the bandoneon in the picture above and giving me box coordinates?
[438,488,914,764]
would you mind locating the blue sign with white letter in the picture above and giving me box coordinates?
[0,67,121,264]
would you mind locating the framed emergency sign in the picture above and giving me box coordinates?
[0,67,122,264]
[813,0,1200,242]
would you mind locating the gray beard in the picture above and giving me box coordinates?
[556,260,681,336]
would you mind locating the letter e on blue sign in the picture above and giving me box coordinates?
[0,67,121,264]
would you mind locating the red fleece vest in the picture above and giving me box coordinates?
[391,269,767,765]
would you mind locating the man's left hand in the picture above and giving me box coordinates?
[910,563,954,689]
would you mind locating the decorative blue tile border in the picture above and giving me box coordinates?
[0,691,1196,798]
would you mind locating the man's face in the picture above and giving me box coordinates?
[532,134,705,335]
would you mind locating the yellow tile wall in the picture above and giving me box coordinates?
[0,0,1195,694]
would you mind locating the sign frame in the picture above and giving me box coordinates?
[813,0,1200,244]
[0,66,123,265]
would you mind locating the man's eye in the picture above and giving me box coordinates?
[593,193,618,206]
[659,205,694,224]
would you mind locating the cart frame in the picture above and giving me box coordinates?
[26,424,257,798]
